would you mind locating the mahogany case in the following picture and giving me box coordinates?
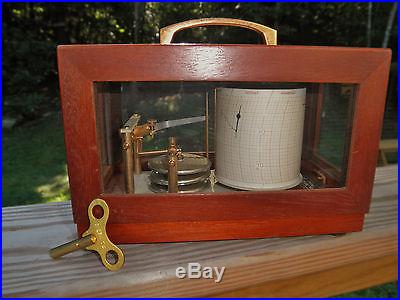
[57,43,391,243]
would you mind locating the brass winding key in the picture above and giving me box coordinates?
[49,198,125,271]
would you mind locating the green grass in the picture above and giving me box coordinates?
[3,114,70,206]
[2,114,397,297]
[335,282,398,298]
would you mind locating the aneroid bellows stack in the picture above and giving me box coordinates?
[148,153,211,193]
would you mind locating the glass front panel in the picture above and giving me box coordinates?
[94,82,356,194]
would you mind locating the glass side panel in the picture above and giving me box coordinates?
[94,81,356,195]
[316,84,356,184]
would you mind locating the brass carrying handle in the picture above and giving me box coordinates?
[160,18,277,45]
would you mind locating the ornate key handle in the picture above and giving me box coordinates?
[49,199,125,271]
[83,199,124,271]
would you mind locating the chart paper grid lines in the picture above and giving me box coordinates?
[215,87,306,190]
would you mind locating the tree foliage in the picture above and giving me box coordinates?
[3,2,397,121]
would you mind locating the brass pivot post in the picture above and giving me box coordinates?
[49,199,125,271]
[120,113,141,193]
[122,132,135,194]
[167,137,181,193]
[133,137,143,175]
[132,119,157,174]
[120,114,157,192]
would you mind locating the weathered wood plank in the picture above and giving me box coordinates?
[2,165,397,297]
[214,255,398,298]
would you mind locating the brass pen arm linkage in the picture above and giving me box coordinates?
[120,113,183,194]
[120,114,157,193]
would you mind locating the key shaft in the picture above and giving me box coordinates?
[49,234,96,259]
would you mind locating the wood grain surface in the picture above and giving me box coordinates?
[214,255,397,298]
[2,165,397,297]
[57,44,391,243]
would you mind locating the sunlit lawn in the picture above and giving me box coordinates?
[3,114,70,206]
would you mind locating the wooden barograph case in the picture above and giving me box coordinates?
[57,19,391,243]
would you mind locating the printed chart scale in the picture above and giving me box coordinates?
[215,87,306,190]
